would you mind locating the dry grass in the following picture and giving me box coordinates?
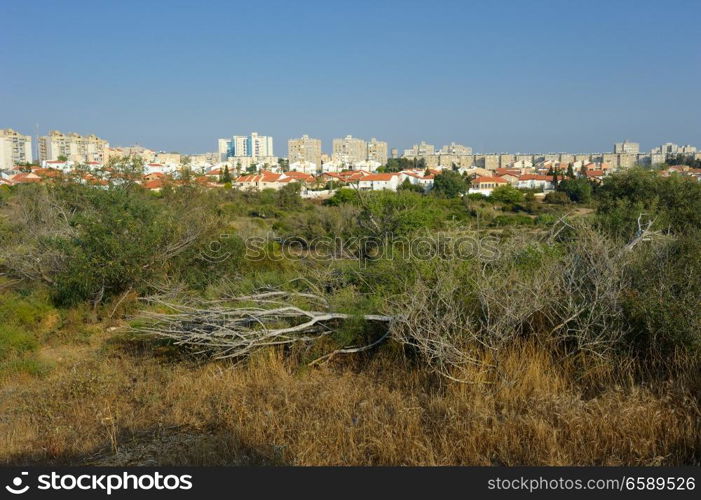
[0,329,699,466]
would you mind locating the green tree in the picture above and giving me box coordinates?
[490,184,524,204]
[558,178,592,203]
[398,178,424,193]
[432,171,467,198]
[566,164,575,179]
[276,182,302,209]
[220,165,232,184]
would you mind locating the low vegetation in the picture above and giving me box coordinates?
[0,169,699,465]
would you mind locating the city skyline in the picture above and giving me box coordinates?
[2,0,700,154]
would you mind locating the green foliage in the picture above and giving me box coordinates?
[623,232,701,356]
[489,185,524,204]
[466,192,486,202]
[325,188,358,206]
[596,168,701,238]
[493,214,534,226]
[220,165,232,184]
[432,171,467,198]
[276,182,302,209]
[397,178,424,193]
[544,191,571,204]
[557,178,592,203]
[0,324,37,360]
[380,157,416,173]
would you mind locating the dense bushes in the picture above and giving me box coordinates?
[0,184,242,305]
[557,178,592,203]
[595,168,701,238]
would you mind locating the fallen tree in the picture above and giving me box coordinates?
[131,290,394,361]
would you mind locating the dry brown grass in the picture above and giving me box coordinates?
[0,330,699,466]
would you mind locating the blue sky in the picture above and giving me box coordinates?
[2,0,699,154]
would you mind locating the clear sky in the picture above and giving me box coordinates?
[2,0,700,154]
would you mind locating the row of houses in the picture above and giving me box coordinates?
[6,161,698,196]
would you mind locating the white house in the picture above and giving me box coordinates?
[353,160,383,172]
[41,159,73,172]
[145,162,178,175]
[289,161,318,175]
[468,175,508,196]
[516,174,554,191]
[399,170,435,191]
[356,173,402,191]
[321,160,344,174]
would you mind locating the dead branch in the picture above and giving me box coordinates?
[131,290,394,360]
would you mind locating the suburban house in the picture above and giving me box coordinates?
[469,175,508,196]
[356,173,402,191]
[400,170,435,190]
[516,174,554,191]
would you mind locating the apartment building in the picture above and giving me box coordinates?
[332,135,367,165]
[39,130,109,163]
[651,142,697,155]
[218,132,274,161]
[403,141,435,157]
[366,137,388,165]
[0,129,33,169]
[614,141,640,154]
[153,152,181,165]
[440,142,472,155]
[288,134,322,167]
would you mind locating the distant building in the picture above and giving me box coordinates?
[288,134,322,167]
[614,141,639,154]
[107,145,156,162]
[440,142,472,155]
[153,152,181,166]
[403,141,435,157]
[332,135,367,165]
[218,132,274,161]
[0,129,33,169]
[651,142,697,155]
[366,137,388,165]
[39,130,109,164]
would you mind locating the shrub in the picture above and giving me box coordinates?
[558,178,592,203]
[544,191,571,205]
[596,168,701,238]
[0,324,37,360]
[432,171,468,198]
[489,185,524,204]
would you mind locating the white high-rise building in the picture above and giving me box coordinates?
[0,129,33,170]
[218,132,274,160]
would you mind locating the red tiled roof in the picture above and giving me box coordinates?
[473,176,508,184]
[10,173,42,183]
[144,179,165,189]
[518,174,550,181]
[284,171,315,182]
[361,173,399,182]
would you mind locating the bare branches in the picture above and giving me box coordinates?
[131,290,393,360]
[624,214,663,252]
[0,185,75,285]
